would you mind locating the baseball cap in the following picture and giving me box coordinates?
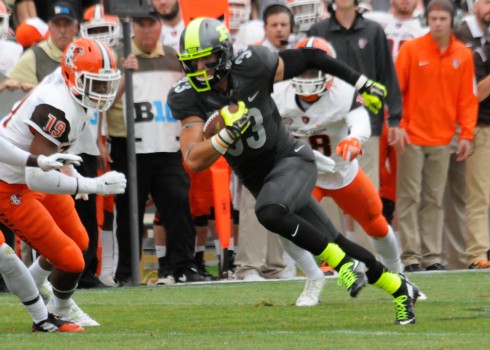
[15,17,50,48]
[48,1,77,23]
[132,10,161,23]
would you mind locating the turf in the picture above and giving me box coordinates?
[0,270,488,349]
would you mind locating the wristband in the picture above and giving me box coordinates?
[354,75,368,91]
[211,135,228,154]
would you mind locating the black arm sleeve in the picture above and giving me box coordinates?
[279,48,362,87]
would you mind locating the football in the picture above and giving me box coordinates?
[202,104,238,139]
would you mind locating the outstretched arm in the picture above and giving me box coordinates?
[276,48,386,113]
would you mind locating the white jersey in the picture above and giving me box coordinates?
[274,79,371,190]
[0,68,88,183]
[0,40,23,75]
[159,20,185,51]
[364,11,428,60]
[69,109,100,156]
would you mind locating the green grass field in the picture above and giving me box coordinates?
[0,270,488,349]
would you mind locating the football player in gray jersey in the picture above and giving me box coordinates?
[168,17,417,325]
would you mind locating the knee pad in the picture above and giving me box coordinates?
[363,214,389,238]
[193,215,209,227]
[256,203,288,232]
[55,245,85,273]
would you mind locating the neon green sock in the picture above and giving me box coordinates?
[373,271,402,295]
[319,243,346,269]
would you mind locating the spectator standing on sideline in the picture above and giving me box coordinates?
[394,0,478,272]
[151,0,216,284]
[7,1,78,89]
[454,0,490,269]
[0,1,23,76]
[364,0,428,234]
[105,10,211,285]
[169,17,419,325]
[308,0,403,257]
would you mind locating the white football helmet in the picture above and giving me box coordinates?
[286,0,323,33]
[80,4,120,47]
[292,36,336,102]
[0,1,9,41]
[228,0,252,30]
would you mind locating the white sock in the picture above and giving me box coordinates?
[28,257,51,287]
[370,226,403,273]
[213,239,221,256]
[228,238,235,251]
[0,243,47,323]
[100,229,116,278]
[195,245,205,253]
[52,295,72,309]
[155,245,167,258]
[278,236,324,280]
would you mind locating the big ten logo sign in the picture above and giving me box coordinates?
[134,101,177,123]
[87,109,99,126]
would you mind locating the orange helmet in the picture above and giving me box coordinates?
[61,38,121,112]
[292,36,336,102]
[0,1,9,41]
[228,0,251,30]
[80,4,119,47]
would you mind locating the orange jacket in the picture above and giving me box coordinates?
[395,33,477,146]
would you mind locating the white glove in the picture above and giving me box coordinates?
[75,193,89,201]
[37,154,83,171]
[313,150,336,174]
[77,171,127,195]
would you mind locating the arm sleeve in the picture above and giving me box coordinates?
[345,106,371,144]
[0,136,30,166]
[25,167,78,194]
[279,48,362,87]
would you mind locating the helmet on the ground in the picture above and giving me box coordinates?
[0,2,9,41]
[228,0,252,30]
[80,4,119,47]
[292,36,336,102]
[285,0,323,33]
[178,17,233,92]
[61,38,121,112]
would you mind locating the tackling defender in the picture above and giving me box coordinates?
[168,17,418,325]
[0,37,127,327]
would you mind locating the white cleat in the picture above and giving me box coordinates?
[295,277,326,307]
[47,298,100,327]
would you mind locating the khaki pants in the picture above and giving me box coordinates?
[465,126,490,264]
[235,187,288,279]
[397,144,451,267]
[442,153,467,269]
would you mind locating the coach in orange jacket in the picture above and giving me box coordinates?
[393,0,478,272]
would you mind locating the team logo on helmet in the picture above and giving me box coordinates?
[64,44,84,69]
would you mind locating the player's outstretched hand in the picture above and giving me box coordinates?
[355,75,387,114]
[37,154,83,171]
[95,171,127,195]
[336,137,363,162]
